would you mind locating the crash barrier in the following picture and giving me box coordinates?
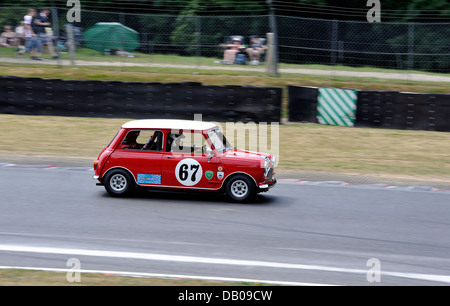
[287,85,318,123]
[317,87,357,127]
[0,76,282,123]
[289,85,450,132]
[357,91,450,132]
[288,85,358,127]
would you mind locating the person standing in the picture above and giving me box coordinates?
[34,8,59,59]
[18,8,42,60]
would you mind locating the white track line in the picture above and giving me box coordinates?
[0,244,449,284]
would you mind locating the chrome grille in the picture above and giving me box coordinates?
[266,167,274,181]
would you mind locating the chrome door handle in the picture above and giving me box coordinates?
[166,155,174,159]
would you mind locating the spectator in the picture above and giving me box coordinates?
[216,37,246,64]
[34,8,59,59]
[15,22,26,49]
[246,36,267,65]
[18,8,42,60]
[0,25,16,48]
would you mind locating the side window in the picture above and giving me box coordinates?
[121,130,163,151]
[166,131,208,154]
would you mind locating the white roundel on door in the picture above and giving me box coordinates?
[175,158,203,186]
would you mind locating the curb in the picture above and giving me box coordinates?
[277,178,450,194]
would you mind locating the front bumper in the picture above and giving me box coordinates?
[258,178,277,192]
[93,175,103,186]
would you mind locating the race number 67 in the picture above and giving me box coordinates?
[179,164,200,182]
[175,159,203,186]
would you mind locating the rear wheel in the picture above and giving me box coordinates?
[104,169,135,197]
[225,175,255,203]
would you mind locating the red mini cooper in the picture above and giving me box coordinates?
[93,119,276,202]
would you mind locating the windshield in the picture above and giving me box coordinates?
[207,129,232,152]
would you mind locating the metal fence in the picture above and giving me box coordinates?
[278,16,450,72]
[0,7,449,74]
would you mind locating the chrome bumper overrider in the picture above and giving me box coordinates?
[259,178,277,190]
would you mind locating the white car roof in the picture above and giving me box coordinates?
[122,119,218,131]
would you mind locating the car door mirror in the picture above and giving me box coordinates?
[206,147,214,162]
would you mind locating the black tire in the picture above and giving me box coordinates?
[104,169,135,197]
[225,174,256,203]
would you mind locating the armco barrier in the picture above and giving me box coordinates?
[288,85,450,132]
[0,76,282,123]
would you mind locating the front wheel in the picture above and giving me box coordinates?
[225,175,255,203]
[104,169,135,197]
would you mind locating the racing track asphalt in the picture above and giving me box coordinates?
[0,166,449,286]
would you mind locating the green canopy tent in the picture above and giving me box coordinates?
[83,22,140,53]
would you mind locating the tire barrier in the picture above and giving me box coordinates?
[0,76,282,123]
[288,85,450,132]
[288,85,318,123]
[356,91,450,132]
[355,90,399,129]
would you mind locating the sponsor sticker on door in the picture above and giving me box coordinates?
[205,170,214,180]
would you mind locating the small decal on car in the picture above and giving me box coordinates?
[205,170,214,180]
[175,158,203,186]
[137,174,161,185]
[217,172,224,180]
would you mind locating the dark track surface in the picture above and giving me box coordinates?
[1,167,449,285]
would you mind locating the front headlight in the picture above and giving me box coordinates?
[259,155,270,167]
[259,155,274,181]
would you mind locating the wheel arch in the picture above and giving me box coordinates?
[102,166,137,185]
[220,172,257,192]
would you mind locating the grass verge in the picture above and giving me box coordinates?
[0,61,448,94]
[0,268,263,286]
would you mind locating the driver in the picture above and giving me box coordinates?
[122,131,140,149]
[142,131,159,150]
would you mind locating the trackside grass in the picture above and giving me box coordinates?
[0,268,265,286]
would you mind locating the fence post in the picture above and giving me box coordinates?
[50,7,59,38]
[331,19,338,65]
[265,32,277,77]
[65,24,76,66]
[51,7,62,68]
[407,22,414,71]
[267,0,279,77]
[195,15,201,68]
